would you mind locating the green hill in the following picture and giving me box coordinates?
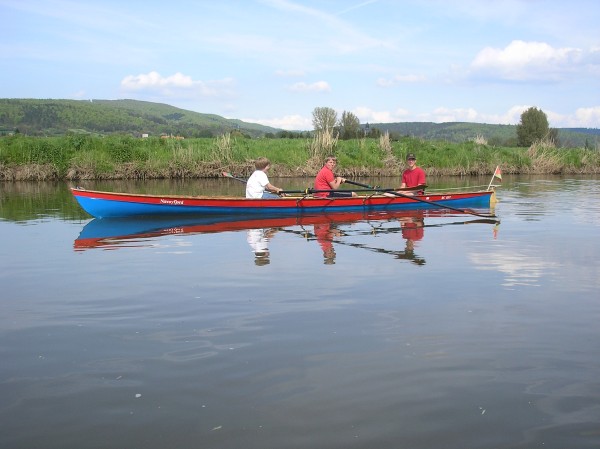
[0,98,280,138]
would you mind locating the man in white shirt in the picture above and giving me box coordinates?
[246,157,284,198]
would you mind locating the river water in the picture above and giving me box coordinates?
[1,175,599,449]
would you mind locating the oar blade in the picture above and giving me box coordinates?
[222,171,247,184]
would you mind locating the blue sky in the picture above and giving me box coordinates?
[2,0,599,130]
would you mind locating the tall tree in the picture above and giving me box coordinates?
[312,107,337,132]
[516,107,550,147]
[337,111,361,139]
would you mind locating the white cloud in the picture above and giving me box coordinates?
[120,71,235,98]
[470,40,583,81]
[470,249,560,288]
[287,81,331,92]
[121,71,193,89]
[488,105,530,125]
[353,106,410,124]
[248,114,312,131]
[549,106,600,128]
[573,107,600,127]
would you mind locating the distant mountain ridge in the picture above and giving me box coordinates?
[0,98,598,147]
[0,98,280,138]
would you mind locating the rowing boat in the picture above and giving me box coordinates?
[70,187,496,219]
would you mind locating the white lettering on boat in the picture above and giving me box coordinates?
[160,198,184,205]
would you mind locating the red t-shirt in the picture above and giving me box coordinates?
[401,222,424,241]
[314,223,334,252]
[402,167,426,187]
[314,165,334,198]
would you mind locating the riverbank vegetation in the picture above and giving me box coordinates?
[1,131,599,181]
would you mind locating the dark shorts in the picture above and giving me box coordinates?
[328,191,354,198]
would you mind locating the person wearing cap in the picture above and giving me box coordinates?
[399,152,426,193]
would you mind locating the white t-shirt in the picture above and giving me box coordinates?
[247,228,269,253]
[246,170,270,198]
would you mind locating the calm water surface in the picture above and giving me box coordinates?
[1,176,599,449]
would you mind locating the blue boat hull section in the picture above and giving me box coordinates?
[74,194,493,218]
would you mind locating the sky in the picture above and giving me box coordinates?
[1,0,599,131]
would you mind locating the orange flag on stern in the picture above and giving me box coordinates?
[487,165,502,190]
[494,166,502,181]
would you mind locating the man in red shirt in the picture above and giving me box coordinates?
[400,153,426,190]
[384,153,426,198]
[314,156,357,198]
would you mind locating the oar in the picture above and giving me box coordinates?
[385,190,496,218]
[222,171,247,184]
[345,179,427,192]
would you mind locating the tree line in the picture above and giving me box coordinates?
[311,107,380,140]
[310,105,565,148]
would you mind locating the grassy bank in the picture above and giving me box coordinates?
[1,133,599,181]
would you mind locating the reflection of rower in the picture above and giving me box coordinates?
[313,222,343,265]
[400,217,424,241]
[246,228,278,266]
[395,217,426,265]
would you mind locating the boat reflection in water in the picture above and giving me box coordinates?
[74,210,499,265]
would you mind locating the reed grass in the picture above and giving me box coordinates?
[307,128,339,171]
[0,133,598,181]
